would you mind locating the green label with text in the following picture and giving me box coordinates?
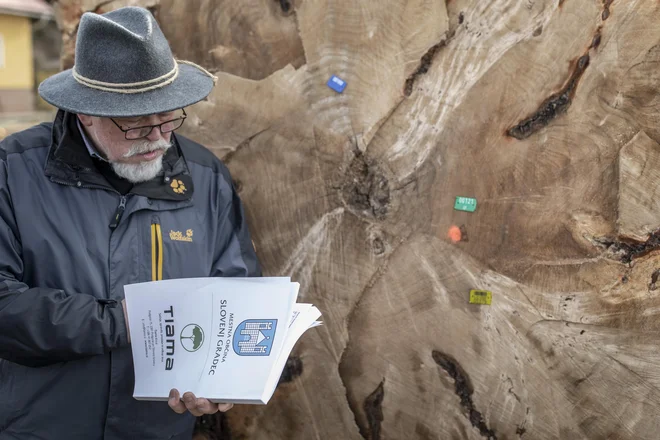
[454,196,477,212]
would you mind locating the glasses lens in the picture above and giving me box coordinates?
[126,126,153,140]
[161,118,185,133]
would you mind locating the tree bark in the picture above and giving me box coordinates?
[51,1,660,439]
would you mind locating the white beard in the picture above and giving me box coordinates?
[110,138,172,183]
[112,155,165,183]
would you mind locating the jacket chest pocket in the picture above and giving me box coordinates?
[147,214,211,281]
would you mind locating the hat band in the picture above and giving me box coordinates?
[71,59,218,94]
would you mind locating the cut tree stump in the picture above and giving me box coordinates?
[50,0,660,439]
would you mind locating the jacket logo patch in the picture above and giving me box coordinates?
[170,179,187,194]
[170,229,193,242]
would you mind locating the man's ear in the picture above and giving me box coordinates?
[77,114,94,127]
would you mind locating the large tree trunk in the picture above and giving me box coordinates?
[51,1,660,439]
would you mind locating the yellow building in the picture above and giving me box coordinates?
[0,0,53,113]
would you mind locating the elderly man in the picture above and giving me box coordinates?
[0,6,260,439]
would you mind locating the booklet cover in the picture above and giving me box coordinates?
[123,277,321,404]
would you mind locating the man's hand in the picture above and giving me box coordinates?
[168,389,234,416]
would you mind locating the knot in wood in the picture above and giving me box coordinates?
[342,152,390,220]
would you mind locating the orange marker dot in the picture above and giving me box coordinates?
[448,225,462,243]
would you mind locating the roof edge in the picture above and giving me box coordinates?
[0,7,54,20]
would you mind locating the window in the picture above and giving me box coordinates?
[0,34,4,69]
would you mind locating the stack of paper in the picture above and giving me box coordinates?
[123,277,321,405]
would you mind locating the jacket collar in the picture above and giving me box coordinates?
[44,110,194,202]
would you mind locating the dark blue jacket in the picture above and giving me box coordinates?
[0,110,261,439]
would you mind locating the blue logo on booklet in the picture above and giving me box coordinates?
[233,319,278,356]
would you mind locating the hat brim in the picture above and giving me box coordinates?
[38,63,215,118]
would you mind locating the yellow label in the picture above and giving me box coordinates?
[469,290,492,305]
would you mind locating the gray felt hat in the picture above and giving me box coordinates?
[38,6,217,118]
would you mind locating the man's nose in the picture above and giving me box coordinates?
[146,125,164,142]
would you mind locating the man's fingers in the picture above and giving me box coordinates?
[195,398,220,414]
[182,392,204,417]
[217,402,234,412]
[168,389,187,414]
[168,389,234,416]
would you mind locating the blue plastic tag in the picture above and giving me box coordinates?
[327,75,347,93]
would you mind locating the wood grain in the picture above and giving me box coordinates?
[50,0,660,438]
[617,131,660,242]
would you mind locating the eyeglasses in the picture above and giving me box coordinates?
[110,109,187,140]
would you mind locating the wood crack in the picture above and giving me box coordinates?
[363,380,385,440]
[222,127,271,164]
[516,407,530,438]
[276,0,292,14]
[649,269,660,291]
[602,0,614,21]
[403,27,457,97]
[593,229,660,264]
[337,236,408,440]
[432,350,497,439]
[506,53,590,140]
[507,1,613,140]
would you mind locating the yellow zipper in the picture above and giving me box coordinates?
[151,223,163,281]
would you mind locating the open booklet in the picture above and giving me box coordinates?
[123,277,321,405]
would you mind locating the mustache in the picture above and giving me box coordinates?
[123,139,172,158]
